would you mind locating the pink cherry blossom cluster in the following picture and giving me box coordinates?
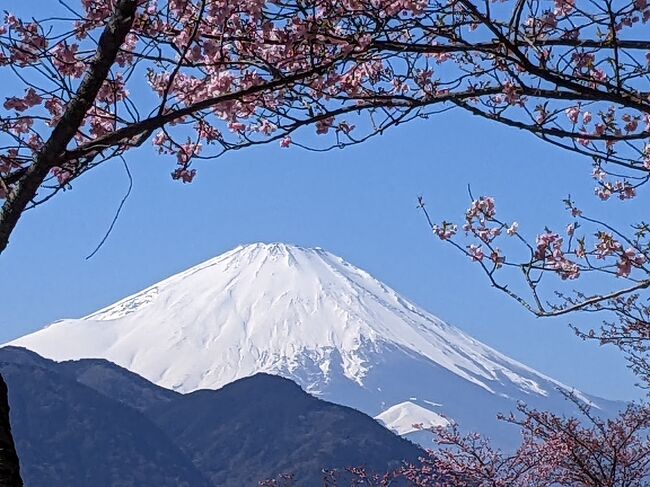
[3,88,42,112]
[458,196,509,268]
[618,247,648,277]
[593,232,648,278]
[535,232,581,280]
[429,193,649,297]
[0,0,648,208]
[432,222,458,241]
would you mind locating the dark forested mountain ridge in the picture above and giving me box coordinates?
[0,346,421,486]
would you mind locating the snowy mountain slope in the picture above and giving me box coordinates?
[375,401,449,435]
[9,242,619,448]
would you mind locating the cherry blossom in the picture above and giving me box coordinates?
[506,222,519,236]
[0,0,649,254]
[467,244,484,262]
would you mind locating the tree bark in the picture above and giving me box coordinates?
[0,375,22,487]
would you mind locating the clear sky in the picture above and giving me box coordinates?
[1,1,646,402]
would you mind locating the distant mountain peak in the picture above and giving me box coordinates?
[376,401,450,436]
[8,243,614,448]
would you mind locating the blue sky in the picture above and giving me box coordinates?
[2,99,645,401]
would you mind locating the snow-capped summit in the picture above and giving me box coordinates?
[375,401,449,436]
[9,242,617,447]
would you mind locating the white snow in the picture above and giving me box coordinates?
[376,401,449,435]
[423,400,443,407]
[7,242,613,447]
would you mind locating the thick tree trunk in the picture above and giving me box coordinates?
[0,375,21,486]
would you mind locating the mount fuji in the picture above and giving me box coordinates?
[9,243,619,448]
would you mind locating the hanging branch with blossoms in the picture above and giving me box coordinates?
[424,193,649,311]
[423,191,650,382]
[1,0,650,254]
